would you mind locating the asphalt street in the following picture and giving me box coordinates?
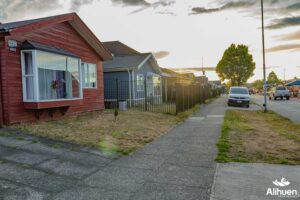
[252,95,300,123]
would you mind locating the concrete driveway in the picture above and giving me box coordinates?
[252,95,300,123]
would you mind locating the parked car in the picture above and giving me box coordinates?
[268,86,291,100]
[228,87,250,108]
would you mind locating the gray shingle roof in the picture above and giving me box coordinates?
[103,54,150,71]
[102,41,140,56]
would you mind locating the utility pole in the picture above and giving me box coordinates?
[202,56,205,76]
[283,68,286,84]
[261,0,267,112]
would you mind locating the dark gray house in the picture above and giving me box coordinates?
[103,41,162,107]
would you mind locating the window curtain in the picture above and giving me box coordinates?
[38,69,67,100]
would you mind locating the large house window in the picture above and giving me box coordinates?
[21,50,82,102]
[152,76,161,95]
[136,74,144,91]
[82,63,97,88]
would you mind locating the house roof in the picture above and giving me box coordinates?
[103,54,151,72]
[286,80,300,86]
[104,53,161,74]
[102,41,140,56]
[21,40,79,58]
[0,14,64,31]
[160,67,178,77]
[179,73,196,79]
[0,13,112,61]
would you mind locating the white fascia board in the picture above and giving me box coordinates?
[137,54,152,70]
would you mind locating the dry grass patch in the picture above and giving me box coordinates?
[14,108,197,155]
[216,110,300,165]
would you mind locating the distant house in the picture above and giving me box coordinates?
[196,76,208,85]
[0,13,112,125]
[286,80,300,97]
[178,73,196,84]
[160,67,179,102]
[102,41,162,107]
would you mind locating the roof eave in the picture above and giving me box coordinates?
[103,67,136,72]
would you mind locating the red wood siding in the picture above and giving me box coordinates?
[0,22,104,125]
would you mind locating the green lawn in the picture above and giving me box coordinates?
[216,110,300,165]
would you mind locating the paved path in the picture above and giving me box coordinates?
[252,95,300,123]
[211,163,300,200]
[0,97,226,200]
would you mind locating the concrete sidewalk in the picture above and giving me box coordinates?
[0,97,226,200]
[211,163,300,200]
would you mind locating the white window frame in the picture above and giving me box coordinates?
[147,73,162,97]
[136,74,144,92]
[21,50,83,102]
[82,62,97,89]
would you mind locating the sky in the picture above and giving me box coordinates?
[1,0,300,82]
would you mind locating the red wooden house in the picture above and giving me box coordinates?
[0,13,112,125]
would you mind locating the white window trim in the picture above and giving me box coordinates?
[136,74,144,92]
[21,50,34,101]
[146,73,162,97]
[21,50,83,102]
[82,62,97,89]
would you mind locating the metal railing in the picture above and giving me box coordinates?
[104,78,220,115]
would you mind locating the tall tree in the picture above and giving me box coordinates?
[252,79,264,91]
[267,71,282,85]
[216,44,256,86]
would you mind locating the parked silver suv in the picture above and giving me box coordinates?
[268,86,291,100]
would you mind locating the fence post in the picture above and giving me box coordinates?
[144,79,147,111]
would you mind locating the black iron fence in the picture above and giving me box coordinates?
[104,78,221,115]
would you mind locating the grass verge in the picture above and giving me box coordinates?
[216,110,300,165]
[13,106,199,155]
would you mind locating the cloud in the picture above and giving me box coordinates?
[283,2,300,12]
[190,0,300,30]
[266,16,300,29]
[129,0,175,15]
[111,0,150,6]
[266,44,300,52]
[1,0,173,21]
[0,0,60,21]
[191,0,257,15]
[191,7,220,14]
[156,11,176,16]
[70,0,95,11]
[153,51,170,59]
[276,30,300,41]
